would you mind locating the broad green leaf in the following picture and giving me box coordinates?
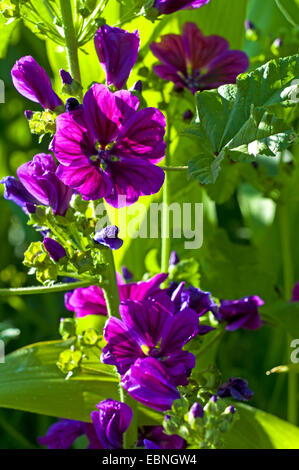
[186,55,299,185]
[0,16,17,58]
[275,0,299,26]
[0,340,161,425]
[224,403,299,449]
[260,300,299,338]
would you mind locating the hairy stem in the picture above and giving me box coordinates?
[0,280,94,297]
[278,203,298,425]
[100,248,121,319]
[59,0,81,84]
[161,116,172,274]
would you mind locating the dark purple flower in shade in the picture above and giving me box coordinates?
[140,426,184,449]
[51,84,166,207]
[190,402,204,418]
[101,298,197,385]
[24,110,33,120]
[154,0,210,15]
[94,225,123,250]
[291,282,299,301]
[215,295,263,331]
[38,419,102,449]
[11,56,62,110]
[122,357,181,411]
[65,97,81,112]
[43,238,66,261]
[180,285,218,317]
[16,153,73,216]
[94,25,140,90]
[218,377,254,401]
[65,273,168,318]
[150,23,249,93]
[60,69,73,85]
[91,399,132,449]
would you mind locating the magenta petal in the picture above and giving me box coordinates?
[65,285,107,317]
[119,300,171,349]
[154,0,210,15]
[105,157,165,208]
[52,108,94,167]
[11,56,62,110]
[121,357,180,411]
[56,163,113,201]
[83,84,139,146]
[150,34,187,73]
[94,25,140,90]
[114,107,166,162]
[160,307,199,355]
[102,316,142,374]
[119,273,168,301]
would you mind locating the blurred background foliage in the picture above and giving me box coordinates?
[0,0,298,448]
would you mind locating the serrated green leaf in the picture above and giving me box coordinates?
[187,55,299,186]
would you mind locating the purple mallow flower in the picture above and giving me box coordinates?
[11,56,62,110]
[38,419,102,449]
[94,25,140,90]
[101,297,198,385]
[121,357,181,411]
[60,69,73,85]
[218,377,254,401]
[91,399,132,449]
[65,273,167,318]
[150,22,249,93]
[51,84,166,207]
[140,426,184,449]
[154,0,210,15]
[94,225,123,250]
[215,295,263,331]
[43,238,66,262]
[1,154,73,216]
[39,399,132,450]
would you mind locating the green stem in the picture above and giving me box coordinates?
[161,166,188,172]
[100,248,121,319]
[161,116,172,274]
[59,0,81,84]
[0,280,93,297]
[278,204,298,425]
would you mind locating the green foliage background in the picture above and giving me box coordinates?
[0,0,299,448]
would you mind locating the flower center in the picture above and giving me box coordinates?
[90,142,120,169]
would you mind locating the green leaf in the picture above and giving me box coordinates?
[186,55,299,186]
[275,0,299,26]
[0,16,17,58]
[260,300,299,337]
[0,340,161,425]
[224,403,299,449]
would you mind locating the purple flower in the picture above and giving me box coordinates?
[140,426,184,449]
[150,22,249,93]
[169,250,179,267]
[17,153,73,216]
[43,238,66,261]
[1,154,73,216]
[121,266,133,282]
[60,69,73,85]
[38,419,101,449]
[154,0,210,15]
[94,25,140,90]
[291,282,299,301]
[1,176,40,213]
[121,357,181,411]
[91,399,132,449]
[11,56,62,110]
[180,285,217,317]
[218,377,254,401]
[65,97,81,112]
[190,402,204,418]
[51,84,165,207]
[94,225,123,250]
[101,298,197,385]
[65,273,168,318]
[215,295,263,331]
